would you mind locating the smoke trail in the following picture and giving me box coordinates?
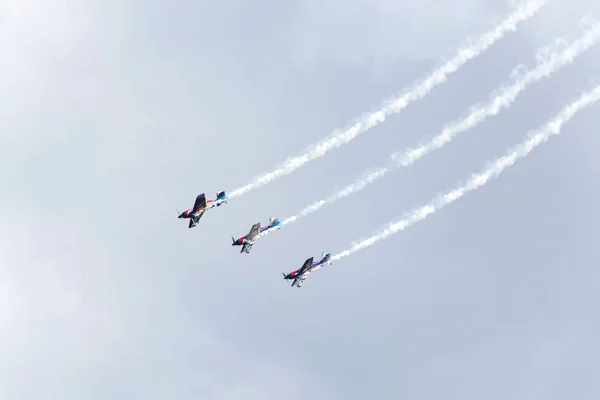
[281,21,600,226]
[332,83,600,260]
[228,0,546,199]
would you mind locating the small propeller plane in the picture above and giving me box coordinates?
[231,217,281,253]
[178,191,228,228]
[282,252,332,288]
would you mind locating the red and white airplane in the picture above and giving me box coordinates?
[231,217,281,253]
[178,191,228,228]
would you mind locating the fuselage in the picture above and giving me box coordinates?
[260,220,281,233]
[313,254,331,267]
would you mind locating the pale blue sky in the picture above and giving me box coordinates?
[1,0,600,399]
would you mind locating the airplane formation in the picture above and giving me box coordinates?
[178,191,332,287]
[175,5,600,288]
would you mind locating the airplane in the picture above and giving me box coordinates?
[231,217,281,253]
[177,191,228,228]
[282,252,332,288]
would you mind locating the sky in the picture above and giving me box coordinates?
[1,0,600,399]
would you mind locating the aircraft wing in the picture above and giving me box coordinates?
[241,242,253,253]
[293,276,306,287]
[192,193,207,213]
[298,257,314,275]
[246,223,261,242]
[189,212,203,228]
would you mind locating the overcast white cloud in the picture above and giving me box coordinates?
[1,0,600,399]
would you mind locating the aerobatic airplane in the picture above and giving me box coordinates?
[282,252,332,287]
[231,217,281,253]
[178,191,228,228]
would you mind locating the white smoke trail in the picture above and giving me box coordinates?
[331,83,600,261]
[228,0,546,199]
[280,21,600,226]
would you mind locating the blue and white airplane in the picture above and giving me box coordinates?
[282,252,332,287]
[231,217,281,253]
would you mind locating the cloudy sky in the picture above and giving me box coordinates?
[1,0,600,399]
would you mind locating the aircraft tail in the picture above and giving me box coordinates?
[269,217,280,226]
[231,236,236,245]
[216,191,227,199]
